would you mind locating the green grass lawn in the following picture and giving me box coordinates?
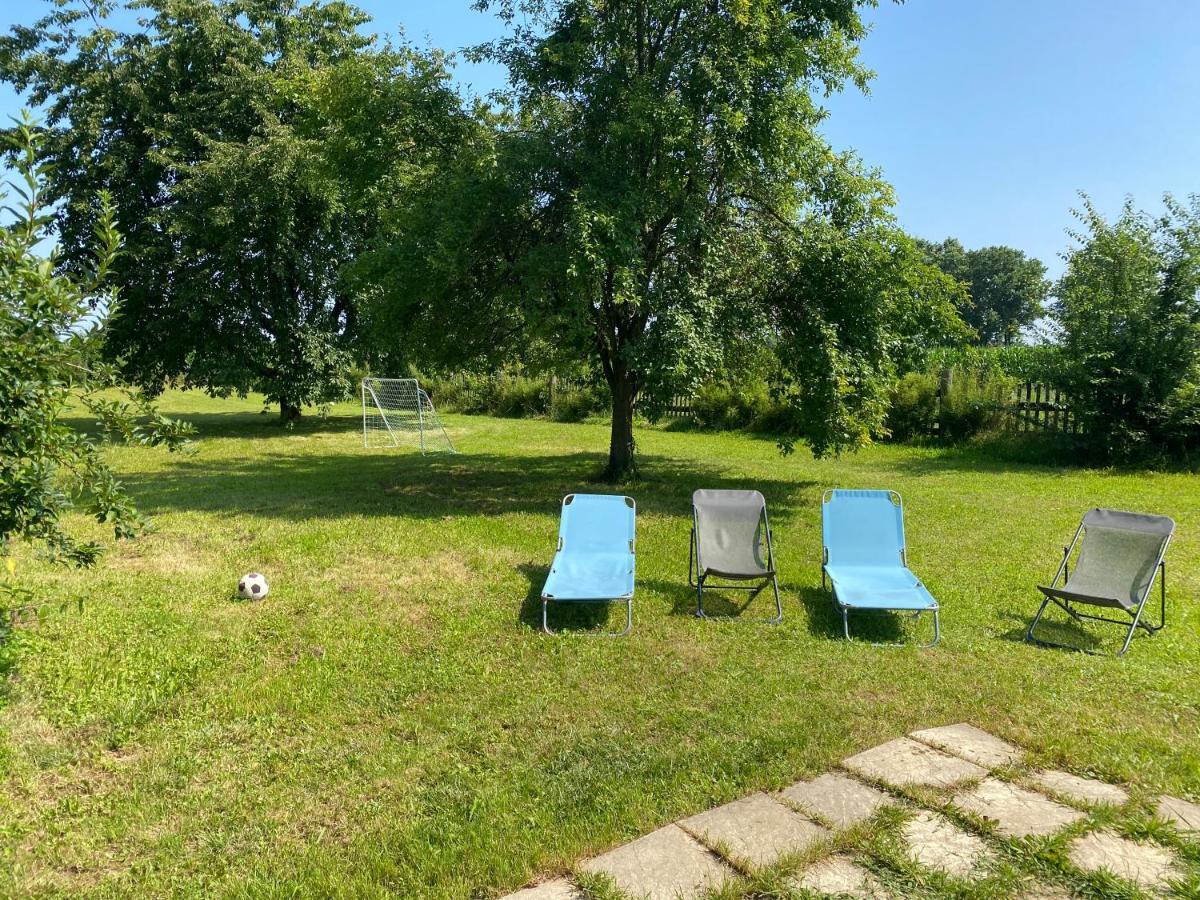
[2,391,1199,897]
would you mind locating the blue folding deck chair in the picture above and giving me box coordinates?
[821,489,940,647]
[541,493,636,636]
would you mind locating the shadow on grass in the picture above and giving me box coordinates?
[658,577,782,620]
[795,586,911,644]
[515,563,624,635]
[120,429,818,524]
[996,610,1107,653]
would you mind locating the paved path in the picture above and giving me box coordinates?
[502,723,1195,898]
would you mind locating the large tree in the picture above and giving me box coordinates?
[920,237,1049,346]
[0,0,468,420]
[363,0,965,477]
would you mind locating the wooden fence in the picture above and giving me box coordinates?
[1005,382,1079,433]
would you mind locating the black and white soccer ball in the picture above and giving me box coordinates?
[237,572,270,600]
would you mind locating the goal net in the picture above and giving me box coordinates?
[361,378,456,454]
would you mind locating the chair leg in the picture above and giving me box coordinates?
[1118,601,1149,657]
[1025,596,1052,645]
[695,575,781,624]
[687,529,697,588]
[769,574,783,624]
[841,606,938,648]
[1028,594,1152,657]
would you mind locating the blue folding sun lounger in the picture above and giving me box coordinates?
[541,493,636,636]
[821,489,939,647]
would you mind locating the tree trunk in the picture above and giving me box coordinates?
[279,398,301,423]
[604,368,637,481]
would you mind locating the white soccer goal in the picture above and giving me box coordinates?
[361,378,456,454]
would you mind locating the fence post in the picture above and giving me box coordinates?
[936,368,952,436]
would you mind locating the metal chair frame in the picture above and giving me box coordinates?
[1026,517,1170,658]
[688,499,782,624]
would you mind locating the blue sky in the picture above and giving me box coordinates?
[3,1,1198,278]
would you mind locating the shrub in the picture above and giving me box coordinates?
[550,383,605,422]
[688,381,790,433]
[938,367,1016,442]
[691,383,761,430]
[886,372,940,442]
[1053,196,1200,461]
[420,374,478,413]
[422,372,552,418]
[885,366,1015,443]
[484,375,548,418]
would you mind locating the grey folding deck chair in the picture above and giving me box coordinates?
[1027,508,1174,657]
[688,489,783,623]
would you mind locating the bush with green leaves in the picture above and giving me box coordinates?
[0,120,192,593]
[938,367,1016,442]
[1052,195,1200,461]
[886,372,940,442]
[549,383,606,423]
[886,365,1015,443]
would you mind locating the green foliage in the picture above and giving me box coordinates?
[689,381,790,433]
[919,238,1050,346]
[426,373,547,418]
[549,383,606,423]
[481,375,549,418]
[938,367,1016,442]
[886,365,1016,443]
[370,0,968,476]
[0,120,192,581]
[885,372,940,443]
[0,0,467,420]
[427,371,607,422]
[923,343,1063,384]
[1052,195,1200,461]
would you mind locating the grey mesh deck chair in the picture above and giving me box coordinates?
[1027,508,1174,657]
[821,489,939,647]
[688,490,782,623]
[540,493,636,636]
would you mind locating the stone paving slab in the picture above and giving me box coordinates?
[901,811,992,879]
[1068,830,1179,892]
[578,824,735,900]
[911,723,1023,768]
[779,772,892,830]
[680,792,827,871]
[1157,794,1200,832]
[843,737,987,790]
[1030,770,1128,807]
[500,879,584,900]
[791,855,890,898]
[955,777,1085,838]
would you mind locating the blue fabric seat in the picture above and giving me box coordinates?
[540,494,636,635]
[821,489,939,646]
[542,553,635,601]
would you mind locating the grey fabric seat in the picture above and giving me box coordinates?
[688,489,782,622]
[1027,508,1174,657]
